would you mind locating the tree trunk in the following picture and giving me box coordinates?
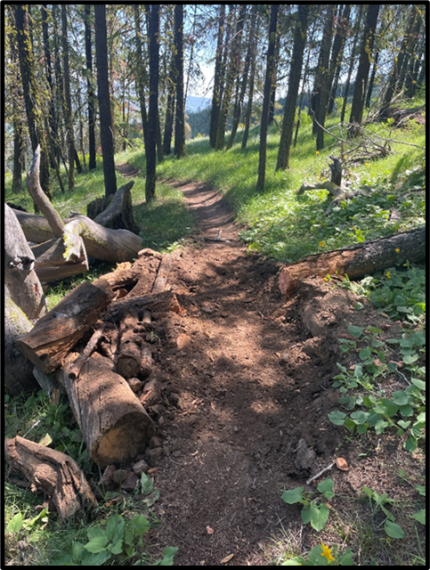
[279,227,425,298]
[268,20,281,126]
[4,204,47,320]
[61,5,75,190]
[215,5,246,151]
[5,436,97,522]
[365,50,379,108]
[95,4,117,197]
[31,236,89,284]
[4,289,39,395]
[163,51,176,155]
[16,280,114,374]
[57,352,156,468]
[227,5,257,149]
[276,4,310,170]
[348,4,381,137]
[84,5,96,170]
[340,5,363,124]
[174,4,186,159]
[146,4,160,201]
[13,4,51,202]
[209,5,226,148]
[241,12,257,150]
[133,5,149,152]
[256,5,279,191]
[327,4,351,115]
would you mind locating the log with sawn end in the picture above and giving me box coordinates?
[57,352,156,468]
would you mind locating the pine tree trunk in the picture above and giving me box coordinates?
[348,4,381,137]
[95,4,117,197]
[209,5,226,148]
[163,51,176,155]
[84,5,96,170]
[241,16,257,150]
[61,5,75,190]
[276,5,310,170]
[327,4,351,115]
[133,5,149,152]
[256,5,279,191]
[340,5,363,124]
[174,4,186,158]
[146,5,160,201]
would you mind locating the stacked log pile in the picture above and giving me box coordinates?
[8,248,183,518]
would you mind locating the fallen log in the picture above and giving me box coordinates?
[114,312,153,379]
[93,180,140,233]
[5,204,47,319]
[105,290,179,323]
[152,252,175,293]
[68,322,106,380]
[57,352,156,468]
[4,289,39,395]
[31,236,89,283]
[279,227,426,298]
[5,435,97,522]
[16,281,114,374]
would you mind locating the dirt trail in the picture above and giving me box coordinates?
[132,178,346,565]
[126,177,415,565]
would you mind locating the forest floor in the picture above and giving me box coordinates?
[119,175,426,566]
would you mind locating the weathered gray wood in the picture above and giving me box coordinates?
[4,204,47,319]
[5,435,97,522]
[31,236,89,283]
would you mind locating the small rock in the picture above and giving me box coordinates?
[132,459,149,475]
[172,450,181,458]
[128,377,144,393]
[158,415,165,426]
[149,436,162,449]
[113,469,128,485]
[121,472,138,492]
[99,464,116,487]
[145,447,164,463]
[163,445,171,456]
[176,333,192,350]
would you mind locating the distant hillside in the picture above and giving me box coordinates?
[185,95,211,114]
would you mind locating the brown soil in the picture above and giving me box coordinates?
[120,176,426,565]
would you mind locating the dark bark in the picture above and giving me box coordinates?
[163,51,176,155]
[133,5,149,152]
[365,50,379,108]
[276,4,310,170]
[348,4,381,137]
[313,5,336,150]
[61,5,75,190]
[95,4,117,197]
[241,11,258,150]
[146,4,160,200]
[327,4,351,115]
[340,5,363,124]
[215,5,246,151]
[268,21,281,126]
[84,5,96,170]
[256,4,279,191]
[13,4,51,202]
[209,5,226,148]
[174,4,186,158]
[279,227,426,299]
[227,5,257,149]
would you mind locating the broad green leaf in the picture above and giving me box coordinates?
[307,545,327,565]
[384,520,405,539]
[399,405,413,417]
[156,546,179,566]
[357,423,368,434]
[309,502,330,532]
[374,418,389,434]
[84,535,109,554]
[106,514,125,541]
[344,417,356,432]
[410,509,425,525]
[403,353,419,364]
[391,391,410,406]
[411,378,425,391]
[109,537,123,555]
[350,410,370,424]
[328,410,346,426]
[397,420,411,430]
[6,512,23,534]
[301,507,311,525]
[375,398,398,417]
[281,557,306,566]
[414,485,426,497]
[87,527,106,541]
[404,435,417,452]
[338,548,354,565]
[72,541,85,562]
[282,487,304,505]
[347,325,364,338]
[140,473,154,495]
[317,478,334,499]
[128,515,151,537]
[359,347,372,361]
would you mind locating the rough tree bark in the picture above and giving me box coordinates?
[279,227,426,298]
[57,352,156,468]
[174,4,186,159]
[146,4,160,200]
[5,436,97,522]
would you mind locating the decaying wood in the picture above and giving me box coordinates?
[26,145,64,237]
[279,227,426,298]
[68,323,106,380]
[105,290,179,323]
[93,180,139,233]
[4,289,39,395]
[152,252,175,293]
[5,204,47,319]
[16,281,113,374]
[5,435,97,522]
[31,236,89,283]
[114,311,153,379]
[57,352,156,468]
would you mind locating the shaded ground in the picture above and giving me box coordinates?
[133,179,425,565]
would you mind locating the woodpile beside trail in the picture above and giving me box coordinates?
[6,248,183,519]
